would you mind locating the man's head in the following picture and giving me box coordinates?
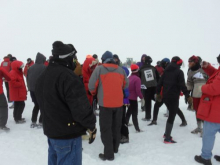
[52,41,77,58]
[27,58,32,64]
[171,56,183,66]
[161,58,170,69]
[144,56,152,64]
[188,55,199,68]
[156,61,161,66]
[113,54,120,65]
[101,51,113,63]
[217,54,220,64]
[93,54,98,59]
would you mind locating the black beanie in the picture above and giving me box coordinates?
[145,56,152,64]
[171,56,183,65]
[52,41,73,56]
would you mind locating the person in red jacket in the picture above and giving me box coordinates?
[0,67,11,131]
[195,55,220,165]
[155,61,164,76]
[9,60,27,124]
[1,55,12,102]
[23,58,34,78]
[82,55,98,105]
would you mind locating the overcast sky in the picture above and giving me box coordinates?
[1,0,220,66]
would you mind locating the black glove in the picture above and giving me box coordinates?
[87,128,97,144]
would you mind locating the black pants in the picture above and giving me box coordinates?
[30,91,42,123]
[0,93,8,127]
[4,82,10,102]
[153,100,186,122]
[121,105,129,138]
[99,106,123,159]
[163,98,179,139]
[144,87,156,120]
[125,100,140,131]
[14,101,25,121]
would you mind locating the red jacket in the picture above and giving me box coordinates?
[1,57,11,73]
[24,61,34,77]
[9,61,27,101]
[155,65,164,76]
[0,67,11,94]
[197,64,220,123]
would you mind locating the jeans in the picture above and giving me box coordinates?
[201,121,220,159]
[48,137,82,165]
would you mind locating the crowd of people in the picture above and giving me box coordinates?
[0,41,220,165]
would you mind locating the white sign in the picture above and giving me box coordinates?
[144,69,154,82]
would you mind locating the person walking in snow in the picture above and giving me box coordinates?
[27,52,47,128]
[156,56,192,143]
[139,55,160,121]
[89,51,129,161]
[187,55,208,137]
[126,64,145,132]
[35,41,96,165]
[195,55,220,165]
[0,67,11,131]
[9,60,27,124]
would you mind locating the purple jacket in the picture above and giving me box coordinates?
[136,54,147,68]
[128,74,143,100]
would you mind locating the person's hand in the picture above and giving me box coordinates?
[201,61,209,68]
[185,96,193,105]
[141,99,145,108]
[155,94,162,102]
[87,128,97,144]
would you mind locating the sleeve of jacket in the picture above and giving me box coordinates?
[88,66,100,95]
[203,64,217,77]
[64,74,96,130]
[135,78,143,99]
[186,70,194,91]
[0,68,11,81]
[156,73,164,94]
[155,68,160,83]
[201,72,220,96]
[9,72,22,88]
[123,69,129,89]
[178,70,189,98]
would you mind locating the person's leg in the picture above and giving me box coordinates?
[121,105,129,138]
[144,88,152,120]
[201,121,220,160]
[130,100,140,131]
[112,107,123,153]
[125,105,132,124]
[48,138,57,165]
[13,101,19,121]
[99,106,114,159]
[0,94,8,127]
[17,101,25,120]
[152,101,164,122]
[177,108,187,126]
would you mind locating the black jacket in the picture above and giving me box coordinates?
[27,53,46,92]
[35,57,96,139]
[156,63,189,99]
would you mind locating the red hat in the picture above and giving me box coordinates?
[188,55,199,63]
[130,64,139,72]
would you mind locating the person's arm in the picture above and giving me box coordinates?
[156,73,164,94]
[9,72,22,88]
[186,71,193,91]
[0,68,11,81]
[64,74,96,130]
[136,78,143,99]
[88,66,100,95]
[178,70,189,98]
[202,62,217,77]
[202,72,220,96]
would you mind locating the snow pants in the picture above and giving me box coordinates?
[30,91,42,123]
[0,93,8,127]
[48,137,82,165]
[99,106,123,159]
[121,105,129,138]
[126,100,140,131]
[13,101,25,121]
[143,87,156,120]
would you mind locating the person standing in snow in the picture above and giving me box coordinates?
[9,60,27,124]
[148,58,187,127]
[139,55,160,121]
[0,67,11,131]
[195,55,220,165]
[126,64,145,132]
[156,56,192,143]
[23,58,34,78]
[89,51,129,161]
[187,55,208,136]
[35,41,96,165]
[27,52,46,128]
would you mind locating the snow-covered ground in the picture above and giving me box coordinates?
[0,92,220,165]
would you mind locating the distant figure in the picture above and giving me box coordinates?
[24,58,34,78]
[155,61,164,76]
[137,54,147,68]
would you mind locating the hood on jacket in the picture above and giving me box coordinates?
[141,54,147,63]
[35,53,46,64]
[11,60,24,71]
[3,57,10,62]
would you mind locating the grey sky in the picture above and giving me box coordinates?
[1,0,220,65]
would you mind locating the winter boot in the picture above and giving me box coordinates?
[194,155,212,165]
[0,126,10,131]
[120,136,129,144]
[9,103,14,109]
[37,123,43,129]
[148,121,157,126]
[191,128,202,134]
[214,155,220,162]
[99,154,114,161]
[180,121,187,127]
[164,138,177,144]
[30,123,38,128]
[15,120,26,124]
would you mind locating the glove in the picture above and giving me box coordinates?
[123,98,130,106]
[155,94,162,102]
[87,128,97,144]
[185,96,193,105]
[141,99,145,108]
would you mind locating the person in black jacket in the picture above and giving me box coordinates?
[156,56,192,144]
[139,56,160,121]
[35,41,96,165]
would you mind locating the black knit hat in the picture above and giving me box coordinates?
[171,56,183,66]
[145,56,152,64]
[101,51,113,63]
[52,41,73,57]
